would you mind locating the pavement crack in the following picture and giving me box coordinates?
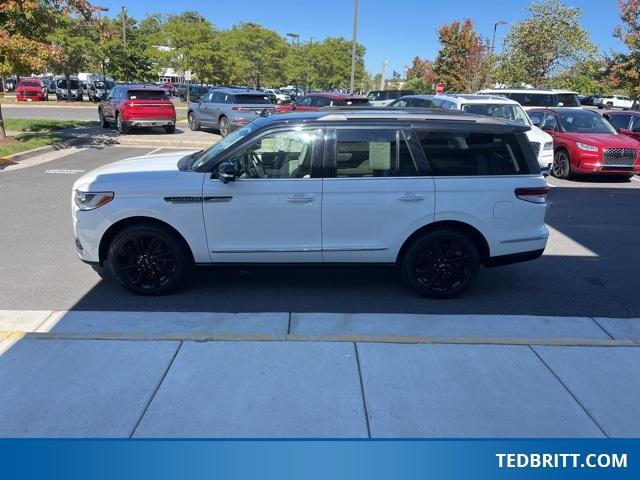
[354,342,372,438]
[129,340,183,438]
[528,345,609,438]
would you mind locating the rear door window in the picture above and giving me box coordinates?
[416,131,536,176]
[313,96,332,107]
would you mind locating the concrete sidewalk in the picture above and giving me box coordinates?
[0,311,639,438]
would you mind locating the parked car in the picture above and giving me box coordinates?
[276,92,370,112]
[435,94,554,173]
[477,88,581,110]
[596,95,634,110]
[15,78,47,101]
[528,108,640,179]
[187,87,274,136]
[46,79,57,94]
[259,89,277,103]
[158,83,177,96]
[263,88,291,104]
[72,109,549,298]
[87,78,115,102]
[98,84,176,134]
[367,89,416,107]
[55,77,83,101]
[580,95,602,107]
[387,95,437,108]
[602,110,640,141]
[178,85,209,102]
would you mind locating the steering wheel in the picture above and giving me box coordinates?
[247,150,266,178]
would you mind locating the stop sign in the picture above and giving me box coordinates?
[436,82,444,94]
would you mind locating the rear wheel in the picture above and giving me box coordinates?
[116,113,129,134]
[218,116,230,136]
[401,230,480,299]
[106,225,192,295]
[188,112,200,131]
[552,150,572,179]
[164,124,176,134]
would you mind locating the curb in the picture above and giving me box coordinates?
[0,135,88,166]
[116,137,211,149]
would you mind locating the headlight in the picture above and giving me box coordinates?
[543,141,553,151]
[74,191,114,210]
[576,142,598,152]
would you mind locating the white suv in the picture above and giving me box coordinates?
[434,94,554,173]
[72,110,549,298]
[477,88,581,109]
[597,95,634,110]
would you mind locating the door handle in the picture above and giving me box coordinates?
[398,193,425,202]
[287,194,314,203]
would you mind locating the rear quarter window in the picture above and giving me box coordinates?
[416,131,537,176]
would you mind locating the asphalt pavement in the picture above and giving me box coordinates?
[0,144,639,318]
[1,102,188,121]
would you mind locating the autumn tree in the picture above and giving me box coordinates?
[0,0,95,137]
[609,0,640,98]
[499,0,596,88]
[404,56,436,93]
[433,19,489,92]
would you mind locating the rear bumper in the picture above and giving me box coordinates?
[484,249,545,268]
[124,118,176,128]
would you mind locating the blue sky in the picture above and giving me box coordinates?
[98,0,623,77]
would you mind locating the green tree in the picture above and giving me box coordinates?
[499,0,596,88]
[102,13,154,82]
[405,56,436,93]
[309,37,366,91]
[549,59,611,94]
[609,0,640,98]
[433,19,489,92]
[0,0,94,137]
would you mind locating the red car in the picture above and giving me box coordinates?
[98,85,176,134]
[602,110,640,141]
[528,108,640,179]
[276,92,370,112]
[16,78,47,101]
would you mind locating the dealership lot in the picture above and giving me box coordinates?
[1,143,639,438]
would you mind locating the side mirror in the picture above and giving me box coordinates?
[218,161,236,183]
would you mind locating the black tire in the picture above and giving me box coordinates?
[106,225,192,295]
[116,113,129,134]
[164,124,176,134]
[606,102,614,109]
[188,112,200,131]
[552,149,572,179]
[218,116,230,136]
[99,108,110,128]
[401,230,480,299]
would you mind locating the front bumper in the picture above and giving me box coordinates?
[573,151,640,175]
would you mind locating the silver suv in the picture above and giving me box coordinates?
[187,87,275,136]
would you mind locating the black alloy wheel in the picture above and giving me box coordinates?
[107,225,191,295]
[402,230,480,299]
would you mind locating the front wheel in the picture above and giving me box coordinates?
[218,116,230,136]
[188,112,200,131]
[99,108,110,128]
[552,150,572,179]
[402,230,480,299]
[106,225,192,295]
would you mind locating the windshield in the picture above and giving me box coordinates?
[367,91,385,101]
[127,89,167,100]
[462,103,531,125]
[190,119,268,170]
[19,81,39,87]
[556,93,581,107]
[57,79,80,89]
[234,94,272,105]
[558,111,617,134]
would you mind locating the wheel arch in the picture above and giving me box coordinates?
[396,220,491,266]
[99,216,195,266]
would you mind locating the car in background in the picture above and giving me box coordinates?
[187,87,275,136]
[602,110,640,141]
[72,109,548,297]
[87,78,115,102]
[16,78,47,101]
[263,88,291,104]
[387,95,437,108]
[178,85,209,102]
[55,77,83,101]
[477,88,581,110]
[435,94,554,173]
[367,89,416,107]
[276,92,370,112]
[528,107,640,179]
[258,89,277,104]
[98,84,176,134]
[158,83,177,96]
[580,95,602,107]
[596,95,634,110]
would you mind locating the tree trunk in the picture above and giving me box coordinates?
[66,72,71,103]
[0,104,6,139]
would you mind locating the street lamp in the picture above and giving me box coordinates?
[491,20,507,54]
[349,0,359,94]
[286,32,300,45]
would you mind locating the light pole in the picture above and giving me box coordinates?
[286,32,300,45]
[491,20,507,54]
[349,0,359,94]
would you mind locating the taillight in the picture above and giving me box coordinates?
[515,187,549,204]
[232,106,251,111]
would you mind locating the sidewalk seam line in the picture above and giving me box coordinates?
[591,317,615,340]
[528,345,609,438]
[129,340,183,438]
[354,342,372,439]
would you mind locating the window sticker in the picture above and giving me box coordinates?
[369,142,391,170]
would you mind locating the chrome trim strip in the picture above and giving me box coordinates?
[211,247,322,253]
[501,236,548,244]
[322,247,388,252]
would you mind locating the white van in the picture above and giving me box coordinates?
[476,88,581,110]
[434,94,554,173]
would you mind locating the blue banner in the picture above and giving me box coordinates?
[0,439,637,479]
